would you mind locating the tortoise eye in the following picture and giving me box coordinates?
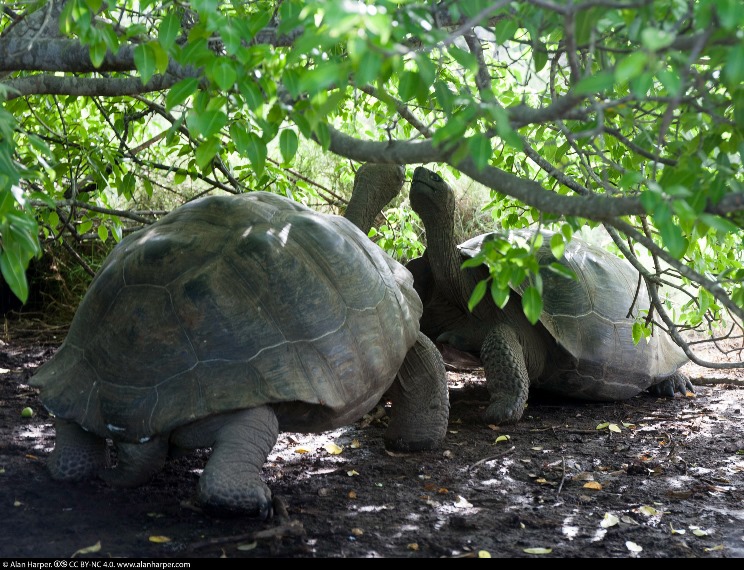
[430,172,442,182]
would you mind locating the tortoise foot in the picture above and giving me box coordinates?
[197,476,273,519]
[47,420,108,482]
[648,372,694,398]
[482,399,525,425]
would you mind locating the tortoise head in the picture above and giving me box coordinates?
[409,167,455,221]
[346,163,406,234]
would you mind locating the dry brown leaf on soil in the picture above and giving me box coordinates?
[71,541,101,557]
[324,442,343,455]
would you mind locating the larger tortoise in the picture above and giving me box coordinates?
[408,166,692,424]
[30,191,450,517]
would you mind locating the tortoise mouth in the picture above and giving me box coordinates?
[409,180,434,212]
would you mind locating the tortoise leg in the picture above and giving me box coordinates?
[647,371,695,398]
[48,419,108,481]
[99,436,168,487]
[384,332,450,452]
[190,406,278,519]
[480,323,530,424]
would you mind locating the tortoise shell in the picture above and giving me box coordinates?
[459,229,688,396]
[32,192,422,443]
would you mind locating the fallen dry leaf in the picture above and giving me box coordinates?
[71,541,101,557]
[453,496,473,508]
[324,442,343,455]
[626,541,643,553]
[148,536,171,543]
[637,505,661,517]
[523,547,552,554]
[601,513,619,528]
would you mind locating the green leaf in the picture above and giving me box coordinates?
[449,46,478,74]
[238,79,265,110]
[468,134,492,171]
[615,52,647,84]
[299,63,344,96]
[433,81,455,113]
[657,69,681,96]
[639,189,662,214]
[572,71,615,95]
[416,55,437,87]
[220,22,241,55]
[240,131,267,176]
[723,43,744,90]
[397,71,421,102]
[575,7,599,45]
[632,321,643,345]
[245,10,273,38]
[279,129,298,164]
[158,13,180,52]
[494,18,518,44]
[533,42,548,73]
[630,72,653,98]
[88,41,107,68]
[314,122,331,151]
[166,78,199,111]
[490,282,510,309]
[354,50,382,86]
[133,43,156,85]
[549,233,565,260]
[97,224,108,242]
[640,28,675,51]
[697,213,740,234]
[210,59,237,91]
[468,280,488,312]
[658,221,688,259]
[188,109,227,138]
[546,262,576,281]
[0,245,29,304]
[194,137,222,171]
[521,285,543,325]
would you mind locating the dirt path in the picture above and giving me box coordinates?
[1,321,743,559]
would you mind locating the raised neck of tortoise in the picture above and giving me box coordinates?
[345,164,405,234]
[419,201,477,315]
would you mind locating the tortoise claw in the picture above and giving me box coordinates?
[648,372,694,398]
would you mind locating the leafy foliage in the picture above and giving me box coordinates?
[0,0,742,368]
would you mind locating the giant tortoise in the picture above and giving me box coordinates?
[30,191,450,517]
[408,166,692,425]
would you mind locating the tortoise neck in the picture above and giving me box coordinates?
[424,216,473,313]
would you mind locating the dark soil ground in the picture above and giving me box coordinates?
[1,315,743,559]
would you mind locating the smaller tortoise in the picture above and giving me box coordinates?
[408,166,692,425]
[31,191,449,517]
